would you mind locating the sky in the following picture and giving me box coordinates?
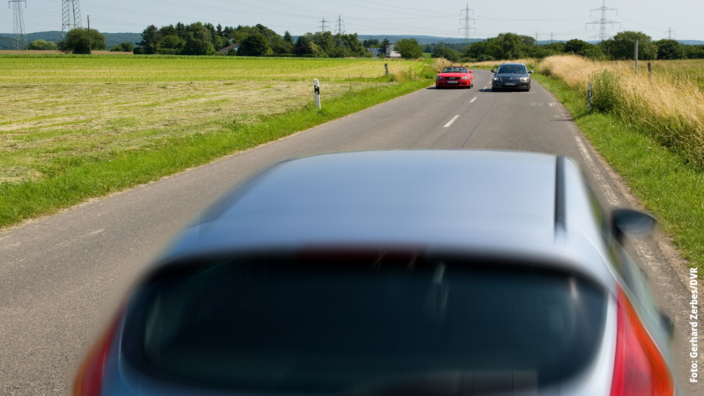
[2,0,703,41]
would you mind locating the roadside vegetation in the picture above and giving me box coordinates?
[529,56,704,270]
[427,31,704,64]
[0,56,436,229]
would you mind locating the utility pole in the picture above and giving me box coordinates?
[61,0,82,38]
[534,32,540,42]
[586,0,620,42]
[87,15,91,53]
[459,3,475,45]
[335,14,345,35]
[549,32,555,44]
[318,17,329,33]
[9,0,27,50]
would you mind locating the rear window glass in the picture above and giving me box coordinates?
[123,255,607,393]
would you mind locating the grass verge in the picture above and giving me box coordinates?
[0,79,432,230]
[534,73,703,271]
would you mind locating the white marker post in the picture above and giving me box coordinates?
[314,79,321,109]
[587,82,593,110]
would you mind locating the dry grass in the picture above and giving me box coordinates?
[539,55,704,168]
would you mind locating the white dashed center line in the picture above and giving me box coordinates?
[470,97,478,103]
[444,115,460,128]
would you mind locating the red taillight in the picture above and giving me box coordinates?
[73,309,123,396]
[611,288,674,396]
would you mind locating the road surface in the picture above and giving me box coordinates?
[0,71,697,395]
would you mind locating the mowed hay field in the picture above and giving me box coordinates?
[0,56,427,185]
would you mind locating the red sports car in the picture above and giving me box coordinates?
[436,66,474,89]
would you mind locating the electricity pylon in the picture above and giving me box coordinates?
[665,27,676,40]
[586,0,620,42]
[9,0,27,50]
[318,17,329,33]
[62,0,82,38]
[335,15,345,35]
[459,3,475,45]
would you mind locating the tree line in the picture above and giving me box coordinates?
[29,26,704,61]
[134,22,371,57]
[420,31,704,62]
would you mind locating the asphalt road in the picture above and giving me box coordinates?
[0,70,697,395]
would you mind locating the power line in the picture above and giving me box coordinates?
[62,0,82,38]
[9,0,27,50]
[459,3,475,45]
[585,0,620,42]
[318,17,329,33]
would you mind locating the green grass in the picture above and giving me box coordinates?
[0,55,427,83]
[0,78,432,229]
[534,73,704,271]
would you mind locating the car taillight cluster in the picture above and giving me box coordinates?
[73,308,124,396]
[611,287,674,396]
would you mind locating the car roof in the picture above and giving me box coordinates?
[160,150,615,289]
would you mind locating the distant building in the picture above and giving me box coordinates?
[386,43,401,58]
[218,43,240,55]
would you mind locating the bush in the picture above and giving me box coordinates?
[109,42,135,52]
[591,70,621,113]
[27,39,57,50]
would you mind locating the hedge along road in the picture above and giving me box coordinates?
[0,70,696,395]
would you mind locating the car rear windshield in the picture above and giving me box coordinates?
[441,67,467,73]
[123,254,607,394]
[497,65,527,74]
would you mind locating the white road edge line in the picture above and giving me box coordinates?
[470,97,477,103]
[444,115,460,128]
[574,136,620,207]
[574,135,657,272]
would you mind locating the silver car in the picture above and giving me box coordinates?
[73,151,678,396]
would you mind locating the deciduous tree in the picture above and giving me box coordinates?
[656,39,685,60]
[395,38,423,59]
[602,31,658,60]
[58,28,106,54]
[237,33,270,56]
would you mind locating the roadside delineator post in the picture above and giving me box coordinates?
[314,79,321,109]
[587,82,593,110]
[385,63,389,77]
